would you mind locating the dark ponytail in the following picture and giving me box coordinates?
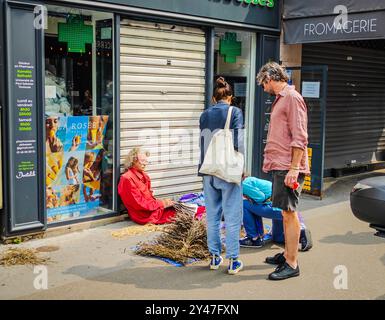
[213,77,233,103]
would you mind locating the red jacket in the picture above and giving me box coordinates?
[118,168,175,225]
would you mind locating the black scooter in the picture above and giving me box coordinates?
[350,176,385,238]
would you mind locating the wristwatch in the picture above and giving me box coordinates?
[290,166,300,170]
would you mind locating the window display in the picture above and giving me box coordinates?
[44,6,114,223]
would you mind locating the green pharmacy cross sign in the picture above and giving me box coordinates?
[219,32,242,63]
[58,15,93,53]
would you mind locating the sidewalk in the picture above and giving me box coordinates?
[1,171,385,300]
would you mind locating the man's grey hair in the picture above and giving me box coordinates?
[257,62,289,85]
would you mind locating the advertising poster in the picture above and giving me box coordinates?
[46,115,66,187]
[86,115,109,150]
[46,115,108,223]
[46,152,64,187]
[63,116,88,152]
[46,115,66,155]
[50,151,85,187]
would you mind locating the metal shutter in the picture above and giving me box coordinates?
[302,41,385,170]
[120,19,206,198]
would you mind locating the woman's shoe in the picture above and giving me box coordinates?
[228,258,244,274]
[209,254,223,270]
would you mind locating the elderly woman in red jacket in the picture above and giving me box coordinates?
[118,147,176,225]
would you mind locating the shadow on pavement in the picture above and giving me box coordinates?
[319,231,385,245]
[381,254,385,266]
[63,260,271,290]
[375,294,385,300]
[240,241,284,253]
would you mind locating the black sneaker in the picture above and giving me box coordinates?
[299,228,313,252]
[268,262,300,281]
[239,236,264,248]
[265,252,286,265]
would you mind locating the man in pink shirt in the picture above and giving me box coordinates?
[257,62,310,281]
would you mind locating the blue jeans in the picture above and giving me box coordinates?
[203,176,243,259]
[243,200,285,243]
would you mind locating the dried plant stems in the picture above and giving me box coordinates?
[111,224,164,239]
[135,206,209,265]
[0,247,50,266]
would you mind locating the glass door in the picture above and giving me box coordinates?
[214,28,256,173]
[44,5,115,224]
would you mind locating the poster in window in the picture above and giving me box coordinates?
[45,115,66,155]
[46,152,64,187]
[46,116,108,223]
[49,151,85,187]
[64,116,88,152]
[86,115,109,150]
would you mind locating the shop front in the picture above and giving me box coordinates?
[281,0,385,198]
[0,0,281,238]
[282,0,385,183]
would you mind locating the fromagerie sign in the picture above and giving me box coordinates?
[304,18,377,37]
[284,7,385,44]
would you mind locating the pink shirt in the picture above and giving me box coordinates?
[263,85,310,174]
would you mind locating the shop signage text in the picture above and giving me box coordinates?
[236,0,275,8]
[304,18,377,37]
[94,0,280,29]
[7,4,44,233]
[284,10,385,44]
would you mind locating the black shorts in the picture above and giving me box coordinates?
[271,170,305,212]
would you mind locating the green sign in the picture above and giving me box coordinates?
[219,32,242,63]
[58,15,93,53]
[101,27,112,40]
[237,0,275,8]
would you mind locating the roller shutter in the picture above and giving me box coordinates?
[302,41,385,170]
[120,19,206,198]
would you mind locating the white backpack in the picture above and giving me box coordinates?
[199,107,244,185]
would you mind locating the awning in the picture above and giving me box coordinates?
[283,0,385,44]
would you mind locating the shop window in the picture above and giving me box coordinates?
[44,6,114,223]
